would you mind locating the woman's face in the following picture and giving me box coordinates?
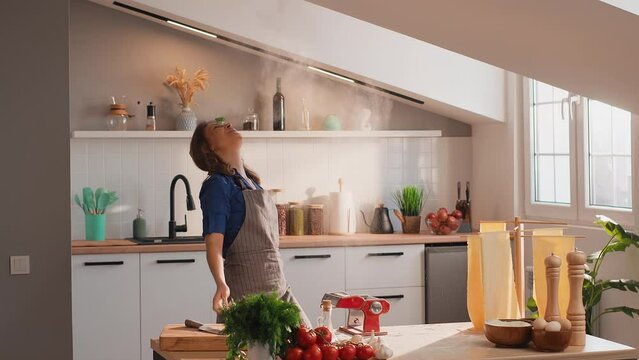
[205,123,242,154]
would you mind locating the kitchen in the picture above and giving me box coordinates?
[4,0,639,360]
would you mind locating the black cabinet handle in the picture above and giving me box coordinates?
[293,254,331,259]
[156,259,196,264]
[368,252,404,257]
[374,294,405,300]
[84,261,124,266]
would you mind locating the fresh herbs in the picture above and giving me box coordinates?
[74,187,118,215]
[392,185,425,217]
[221,292,301,360]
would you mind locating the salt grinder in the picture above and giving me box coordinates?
[567,250,587,346]
[544,253,562,321]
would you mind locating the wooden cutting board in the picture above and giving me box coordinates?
[159,324,227,351]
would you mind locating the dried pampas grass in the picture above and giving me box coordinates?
[164,66,210,107]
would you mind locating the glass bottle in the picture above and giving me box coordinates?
[273,77,285,131]
[243,107,259,131]
[317,300,335,337]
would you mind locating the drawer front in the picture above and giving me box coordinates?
[280,247,347,327]
[346,286,425,326]
[345,245,424,289]
[72,254,140,360]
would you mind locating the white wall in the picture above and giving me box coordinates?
[70,136,472,240]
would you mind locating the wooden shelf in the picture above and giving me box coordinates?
[70,130,442,139]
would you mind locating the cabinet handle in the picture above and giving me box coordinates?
[374,294,405,300]
[84,261,124,266]
[293,254,331,259]
[156,259,196,264]
[367,252,404,257]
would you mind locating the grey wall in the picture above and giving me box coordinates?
[0,1,72,359]
[70,0,471,136]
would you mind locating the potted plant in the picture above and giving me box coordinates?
[74,187,118,241]
[221,292,301,360]
[164,66,209,131]
[392,185,424,234]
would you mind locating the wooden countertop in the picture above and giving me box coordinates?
[71,232,467,255]
[149,322,638,360]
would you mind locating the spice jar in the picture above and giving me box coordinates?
[288,202,304,236]
[276,203,288,237]
[308,204,324,235]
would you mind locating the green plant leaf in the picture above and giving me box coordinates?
[602,306,639,319]
[392,185,425,216]
[526,296,539,318]
[602,279,639,293]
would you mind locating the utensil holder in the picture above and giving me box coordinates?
[85,214,106,241]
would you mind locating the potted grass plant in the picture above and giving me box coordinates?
[392,185,425,234]
[221,292,301,360]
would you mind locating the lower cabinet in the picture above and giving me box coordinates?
[72,254,140,360]
[346,286,425,326]
[140,252,214,360]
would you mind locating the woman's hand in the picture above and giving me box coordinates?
[212,284,231,314]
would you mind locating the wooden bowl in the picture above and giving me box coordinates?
[484,320,532,347]
[532,329,572,352]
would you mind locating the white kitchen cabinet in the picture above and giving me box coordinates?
[140,252,214,360]
[72,254,140,360]
[346,286,425,326]
[281,247,347,326]
[345,245,424,289]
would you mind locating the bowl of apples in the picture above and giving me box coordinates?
[425,208,462,235]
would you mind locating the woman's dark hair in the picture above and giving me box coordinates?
[189,121,261,184]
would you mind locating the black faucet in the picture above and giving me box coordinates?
[169,174,196,238]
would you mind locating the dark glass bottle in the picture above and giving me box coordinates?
[273,77,285,131]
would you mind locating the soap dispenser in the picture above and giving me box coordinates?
[133,209,147,239]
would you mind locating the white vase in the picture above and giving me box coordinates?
[176,106,197,131]
[248,343,272,360]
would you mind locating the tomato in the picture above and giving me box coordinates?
[426,212,437,220]
[320,345,339,360]
[437,208,449,221]
[339,344,357,360]
[314,326,332,345]
[285,347,304,360]
[440,225,452,235]
[446,216,459,230]
[356,344,375,360]
[452,209,463,219]
[302,344,322,360]
[297,328,317,349]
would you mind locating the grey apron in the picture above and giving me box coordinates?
[223,178,311,326]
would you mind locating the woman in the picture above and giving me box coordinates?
[190,121,310,325]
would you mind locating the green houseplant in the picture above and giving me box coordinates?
[221,292,301,360]
[392,185,425,234]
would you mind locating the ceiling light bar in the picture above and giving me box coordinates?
[167,20,217,38]
[307,66,355,83]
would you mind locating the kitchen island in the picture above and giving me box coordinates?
[149,322,638,360]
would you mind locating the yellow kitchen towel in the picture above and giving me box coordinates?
[466,234,484,330]
[532,228,574,319]
[480,222,507,232]
[481,231,520,322]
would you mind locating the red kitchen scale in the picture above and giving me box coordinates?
[322,292,391,336]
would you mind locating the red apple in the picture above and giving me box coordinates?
[426,212,437,220]
[437,208,449,222]
[452,209,463,219]
[440,225,452,235]
[446,216,459,230]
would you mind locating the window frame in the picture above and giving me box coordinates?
[523,78,636,226]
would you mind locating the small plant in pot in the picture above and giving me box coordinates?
[220,292,301,360]
[392,185,424,234]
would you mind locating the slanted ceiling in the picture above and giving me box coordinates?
[309,0,639,115]
[89,0,509,124]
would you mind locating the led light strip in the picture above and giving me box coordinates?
[167,20,217,39]
[307,66,355,83]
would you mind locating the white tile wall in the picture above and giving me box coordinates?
[70,137,472,240]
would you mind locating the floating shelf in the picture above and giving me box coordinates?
[71,130,442,139]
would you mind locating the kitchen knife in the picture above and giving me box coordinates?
[185,319,223,335]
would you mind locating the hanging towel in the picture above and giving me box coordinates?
[467,234,484,330]
[481,231,520,322]
[532,228,574,319]
[480,222,507,232]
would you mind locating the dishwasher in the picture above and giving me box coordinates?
[425,244,470,323]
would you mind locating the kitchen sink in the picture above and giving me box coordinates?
[128,236,204,245]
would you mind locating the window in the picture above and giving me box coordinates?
[587,100,632,209]
[531,81,571,204]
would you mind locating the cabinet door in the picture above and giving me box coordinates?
[345,286,425,326]
[72,254,140,360]
[140,252,214,360]
[345,245,424,289]
[280,247,346,326]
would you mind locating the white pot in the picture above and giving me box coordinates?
[248,343,272,360]
[176,106,198,131]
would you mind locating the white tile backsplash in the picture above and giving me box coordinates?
[70,136,471,240]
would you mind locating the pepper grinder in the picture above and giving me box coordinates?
[567,249,586,346]
[544,253,562,321]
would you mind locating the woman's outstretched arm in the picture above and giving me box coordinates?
[205,233,231,314]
